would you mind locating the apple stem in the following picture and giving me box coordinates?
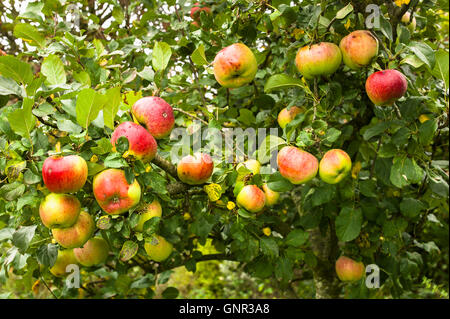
[393,102,402,119]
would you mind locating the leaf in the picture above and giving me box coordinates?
[336,3,353,19]
[91,138,113,155]
[260,237,279,258]
[103,86,121,130]
[264,74,304,92]
[41,54,66,86]
[363,121,390,140]
[130,274,155,289]
[0,56,33,85]
[400,198,425,218]
[119,241,138,262]
[267,172,293,192]
[203,183,223,201]
[137,67,155,82]
[36,244,58,267]
[431,49,449,89]
[257,134,286,164]
[0,76,22,96]
[162,287,179,299]
[311,183,336,206]
[97,215,112,230]
[0,182,26,201]
[191,44,208,66]
[285,229,309,247]
[378,14,392,42]
[409,41,436,69]
[335,207,363,242]
[7,98,36,140]
[75,88,107,129]
[13,23,46,48]
[390,156,424,188]
[12,225,37,253]
[418,118,437,146]
[152,42,172,72]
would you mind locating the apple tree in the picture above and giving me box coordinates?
[0,0,448,299]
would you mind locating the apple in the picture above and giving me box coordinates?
[177,152,214,185]
[319,149,352,184]
[39,193,81,229]
[52,211,95,249]
[93,168,141,215]
[213,43,258,88]
[135,200,163,232]
[295,42,342,79]
[236,159,261,181]
[236,185,266,213]
[277,146,319,184]
[132,96,175,139]
[111,121,158,163]
[73,237,109,267]
[144,235,173,262]
[401,12,417,33]
[335,256,365,282]
[190,2,212,27]
[339,30,379,70]
[365,69,408,105]
[277,106,304,129]
[49,249,78,277]
[42,155,88,193]
[262,183,280,207]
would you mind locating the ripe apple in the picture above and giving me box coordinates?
[190,2,212,27]
[52,211,95,249]
[73,237,109,267]
[236,159,261,181]
[295,42,342,79]
[135,200,163,232]
[111,121,157,163]
[144,235,173,262]
[236,185,266,213]
[365,69,408,105]
[177,152,214,185]
[132,96,175,139]
[277,106,304,129]
[339,30,379,70]
[262,183,280,207]
[213,43,258,88]
[42,155,88,193]
[319,149,352,184]
[49,249,78,277]
[93,168,141,215]
[335,256,365,282]
[39,193,81,229]
[401,12,417,33]
[277,146,319,184]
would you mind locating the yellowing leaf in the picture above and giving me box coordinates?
[394,0,410,7]
[203,183,222,201]
[226,201,236,210]
[352,161,362,179]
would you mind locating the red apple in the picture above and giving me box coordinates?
[177,152,214,185]
[236,185,266,213]
[42,155,88,193]
[277,146,319,184]
[39,193,81,229]
[132,96,175,139]
[319,149,352,184]
[52,211,95,249]
[295,42,342,79]
[190,2,212,27]
[365,69,408,105]
[93,168,141,215]
[213,43,258,88]
[111,121,157,163]
[335,256,365,282]
[339,30,379,70]
[74,237,109,267]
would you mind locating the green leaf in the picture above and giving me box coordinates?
[0,182,26,201]
[237,109,256,126]
[431,49,449,89]
[7,98,36,140]
[91,138,113,155]
[0,76,22,96]
[257,135,286,164]
[267,172,293,192]
[390,156,424,188]
[119,241,138,262]
[12,225,37,253]
[97,215,112,230]
[191,44,209,66]
[0,56,33,85]
[137,67,155,82]
[400,198,425,218]
[75,88,107,129]
[13,23,46,48]
[335,207,363,242]
[336,3,353,19]
[41,54,66,86]
[409,41,436,69]
[285,229,309,247]
[363,121,390,140]
[260,237,279,258]
[162,287,179,299]
[152,42,172,72]
[36,244,58,267]
[103,86,121,130]
[264,74,304,92]
[418,118,437,146]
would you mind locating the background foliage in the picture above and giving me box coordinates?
[0,0,448,299]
